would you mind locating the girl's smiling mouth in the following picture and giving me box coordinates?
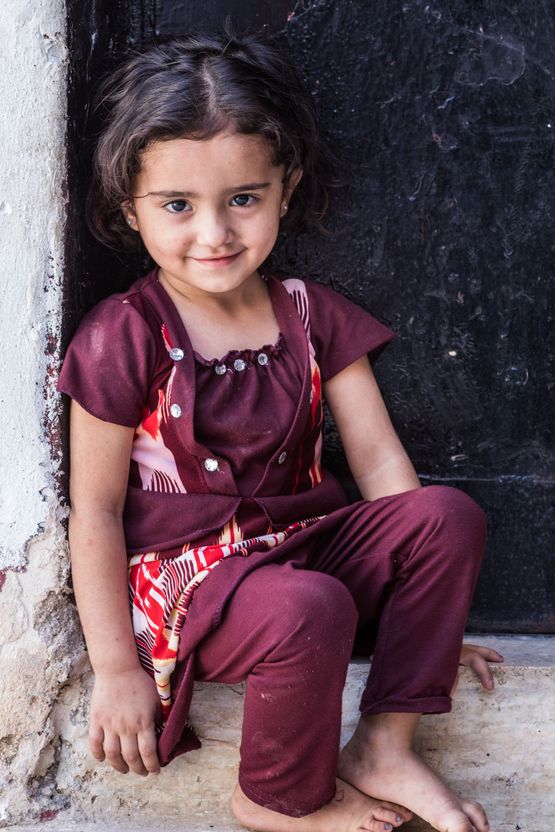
[193,251,244,266]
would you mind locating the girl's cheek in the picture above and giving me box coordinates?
[252,211,280,235]
[149,223,184,249]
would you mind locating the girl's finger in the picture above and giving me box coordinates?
[470,655,495,690]
[465,643,504,661]
[89,725,106,762]
[120,733,149,776]
[103,732,129,774]
[482,647,504,662]
[137,725,161,774]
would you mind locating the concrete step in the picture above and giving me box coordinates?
[5,635,554,832]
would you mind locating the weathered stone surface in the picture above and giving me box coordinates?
[9,635,548,832]
[0,0,67,573]
[0,531,77,826]
[0,573,28,646]
[0,3,70,824]
[2,826,233,832]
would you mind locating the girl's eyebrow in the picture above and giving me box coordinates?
[143,182,272,198]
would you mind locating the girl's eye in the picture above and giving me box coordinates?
[231,193,259,207]
[165,200,190,214]
[163,194,259,214]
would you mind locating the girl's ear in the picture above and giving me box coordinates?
[281,168,303,217]
[121,200,138,231]
[287,168,303,199]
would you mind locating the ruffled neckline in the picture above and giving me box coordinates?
[193,332,285,368]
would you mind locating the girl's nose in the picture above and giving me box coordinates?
[194,209,233,249]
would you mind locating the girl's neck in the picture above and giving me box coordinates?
[157,267,280,359]
[158,267,266,317]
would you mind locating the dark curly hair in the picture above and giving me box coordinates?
[86,23,344,252]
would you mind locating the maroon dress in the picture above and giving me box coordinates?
[57,266,396,763]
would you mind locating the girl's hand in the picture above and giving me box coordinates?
[89,666,163,776]
[459,643,504,691]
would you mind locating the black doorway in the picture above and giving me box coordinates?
[64,0,555,633]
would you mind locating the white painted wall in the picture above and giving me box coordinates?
[0,0,77,824]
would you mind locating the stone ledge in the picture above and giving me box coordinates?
[2,826,535,832]
[6,635,554,832]
[4,826,228,832]
[4,827,228,832]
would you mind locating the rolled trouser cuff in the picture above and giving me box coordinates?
[238,774,337,819]
[360,694,453,715]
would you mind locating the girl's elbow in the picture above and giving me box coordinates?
[69,500,126,525]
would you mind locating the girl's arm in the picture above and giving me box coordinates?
[68,400,161,776]
[324,354,421,501]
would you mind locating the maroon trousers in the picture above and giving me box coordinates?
[193,485,487,817]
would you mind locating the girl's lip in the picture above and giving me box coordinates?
[194,251,243,264]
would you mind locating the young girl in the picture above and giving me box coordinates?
[58,27,503,832]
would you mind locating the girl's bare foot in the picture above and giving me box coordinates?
[338,734,489,832]
[231,778,413,832]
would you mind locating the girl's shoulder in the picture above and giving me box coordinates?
[265,268,396,381]
[80,268,160,325]
[63,270,165,364]
[265,266,391,327]
[265,267,367,310]
[57,269,161,427]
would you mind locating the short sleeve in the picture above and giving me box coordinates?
[306,280,396,382]
[56,297,157,427]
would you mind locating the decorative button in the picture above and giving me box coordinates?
[170,403,182,418]
[278,451,287,465]
[215,364,227,375]
[234,359,247,372]
[169,347,184,361]
[204,458,219,472]
[257,352,269,366]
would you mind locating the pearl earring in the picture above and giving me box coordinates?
[282,202,288,214]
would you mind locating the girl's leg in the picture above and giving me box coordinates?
[194,562,413,831]
[308,485,490,832]
[309,485,486,716]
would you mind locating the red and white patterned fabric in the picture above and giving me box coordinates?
[129,516,323,722]
[127,278,324,725]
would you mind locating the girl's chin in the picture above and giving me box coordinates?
[163,269,259,295]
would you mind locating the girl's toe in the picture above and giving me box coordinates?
[367,822,393,832]
[381,801,413,821]
[461,800,489,832]
[372,807,405,827]
[438,807,477,832]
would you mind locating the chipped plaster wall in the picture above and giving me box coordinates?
[0,0,80,824]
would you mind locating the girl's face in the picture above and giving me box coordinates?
[124,130,302,300]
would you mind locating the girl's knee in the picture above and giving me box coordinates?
[416,485,487,547]
[396,486,487,578]
[417,483,485,520]
[277,569,358,642]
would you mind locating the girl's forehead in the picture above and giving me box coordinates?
[138,131,280,187]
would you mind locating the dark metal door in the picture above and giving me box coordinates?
[66,0,555,632]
